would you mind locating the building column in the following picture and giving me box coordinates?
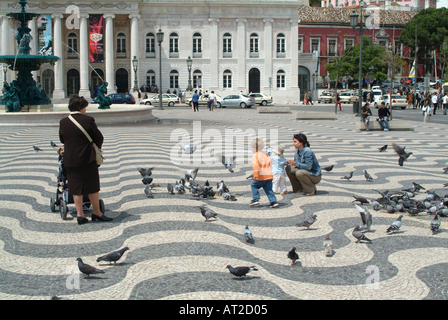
[129,14,140,92]
[236,19,246,93]
[209,18,219,91]
[1,16,12,83]
[79,13,90,98]
[290,19,299,103]
[52,13,65,99]
[263,19,273,93]
[28,17,38,81]
[103,13,115,93]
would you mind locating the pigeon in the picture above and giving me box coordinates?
[372,200,380,211]
[33,146,43,152]
[340,171,353,181]
[167,183,175,195]
[378,144,388,152]
[220,155,237,173]
[386,214,403,233]
[51,141,59,148]
[179,143,196,154]
[226,265,258,280]
[437,208,448,217]
[144,185,154,198]
[406,208,421,216]
[352,196,370,205]
[222,192,237,201]
[352,226,373,243]
[322,165,334,172]
[138,167,154,185]
[363,170,373,182]
[174,181,185,194]
[198,206,218,222]
[216,181,229,195]
[76,258,105,278]
[430,214,441,235]
[96,247,130,265]
[242,225,255,244]
[413,182,425,192]
[142,177,153,185]
[287,247,299,266]
[296,214,317,229]
[51,296,71,300]
[185,167,199,181]
[392,143,412,166]
[246,173,254,180]
[443,167,448,174]
[354,204,373,232]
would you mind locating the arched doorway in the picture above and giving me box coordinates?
[298,66,310,101]
[67,69,80,97]
[41,69,54,97]
[115,68,128,93]
[91,68,104,97]
[248,68,260,93]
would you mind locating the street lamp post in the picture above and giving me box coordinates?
[350,2,370,116]
[156,28,164,110]
[186,56,193,91]
[132,55,138,92]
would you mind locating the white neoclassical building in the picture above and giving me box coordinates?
[0,0,306,104]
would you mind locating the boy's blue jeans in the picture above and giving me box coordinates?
[251,179,277,203]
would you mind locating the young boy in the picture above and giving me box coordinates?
[267,145,288,194]
[250,138,278,208]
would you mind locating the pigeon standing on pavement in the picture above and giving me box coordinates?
[352,226,373,243]
[76,258,105,278]
[442,167,448,174]
[430,213,441,235]
[198,206,218,222]
[386,215,403,234]
[226,265,258,280]
[296,214,317,229]
[51,141,59,148]
[33,146,43,152]
[352,196,370,205]
[412,182,425,192]
[287,247,299,266]
[144,185,154,198]
[222,192,237,201]
[96,247,130,265]
[354,204,373,232]
[167,183,175,195]
[341,171,354,181]
[364,170,373,182]
[378,144,388,152]
[242,225,255,244]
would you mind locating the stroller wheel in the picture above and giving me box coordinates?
[60,201,68,220]
[99,199,105,214]
[50,198,56,212]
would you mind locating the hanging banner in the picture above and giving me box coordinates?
[89,15,104,63]
[37,15,53,56]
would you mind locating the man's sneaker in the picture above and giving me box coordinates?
[269,201,279,208]
[250,199,260,206]
[384,129,389,132]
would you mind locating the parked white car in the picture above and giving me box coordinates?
[382,94,407,109]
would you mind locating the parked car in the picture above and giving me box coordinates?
[216,94,255,108]
[339,91,357,104]
[140,94,179,106]
[318,91,333,103]
[371,90,384,108]
[382,94,407,109]
[93,93,136,104]
[185,94,222,106]
[249,93,273,106]
[381,79,400,89]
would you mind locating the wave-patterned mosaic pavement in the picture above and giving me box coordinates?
[0,107,447,300]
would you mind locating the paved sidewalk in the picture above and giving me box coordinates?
[0,107,447,300]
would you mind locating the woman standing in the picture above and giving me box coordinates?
[59,95,112,225]
[286,133,321,196]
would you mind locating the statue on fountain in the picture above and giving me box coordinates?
[96,82,112,109]
[2,82,23,112]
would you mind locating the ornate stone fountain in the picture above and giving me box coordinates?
[0,0,59,112]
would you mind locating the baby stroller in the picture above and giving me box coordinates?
[50,148,105,220]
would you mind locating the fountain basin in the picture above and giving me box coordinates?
[0,105,155,126]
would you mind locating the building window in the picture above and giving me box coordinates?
[298,37,303,53]
[394,40,402,56]
[345,38,354,50]
[67,32,78,58]
[145,33,155,58]
[223,33,232,57]
[328,38,337,56]
[311,38,320,55]
[223,69,232,88]
[193,32,202,58]
[277,33,286,58]
[116,32,126,58]
[250,33,259,58]
[193,69,202,88]
[169,33,179,58]
[146,70,156,87]
[277,69,285,88]
[170,70,179,89]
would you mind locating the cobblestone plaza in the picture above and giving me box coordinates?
[0,106,447,300]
